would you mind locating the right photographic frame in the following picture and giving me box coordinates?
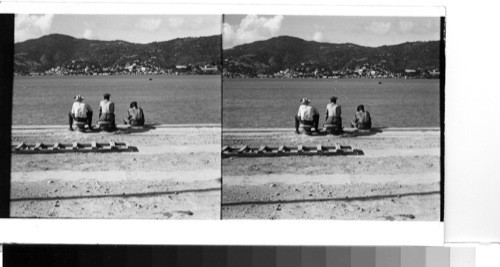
[221,15,445,221]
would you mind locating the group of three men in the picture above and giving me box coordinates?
[294,96,372,134]
[68,93,145,131]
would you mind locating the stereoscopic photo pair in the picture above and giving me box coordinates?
[7,14,444,220]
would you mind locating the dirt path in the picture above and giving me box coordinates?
[11,124,221,219]
[222,128,441,221]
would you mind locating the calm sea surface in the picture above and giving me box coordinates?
[223,78,441,128]
[13,75,221,125]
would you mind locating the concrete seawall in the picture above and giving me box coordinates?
[223,127,440,133]
[12,123,220,130]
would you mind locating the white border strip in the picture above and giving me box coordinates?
[0,220,443,245]
[0,3,445,17]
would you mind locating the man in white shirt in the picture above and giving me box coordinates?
[98,93,116,130]
[295,97,320,133]
[68,94,93,131]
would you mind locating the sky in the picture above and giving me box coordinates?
[15,14,221,43]
[223,15,441,48]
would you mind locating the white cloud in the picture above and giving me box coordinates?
[15,14,54,42]
[367,21,392,35]
[135,18,162,32]
[399,21,414,32]
[312,31,324,42]
[168,17,184,28]
[223,15,284,48]
[83,29,93,39]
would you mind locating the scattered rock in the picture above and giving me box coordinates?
[294,188,300,192]
[176,210,193,216]
[72,185,77,188]
[47,180,54,185]
[385,216,395,221]
[161,212,173,218]
[86,190,90,193]
[269,184,277,188]
[276,205,282,211]
[398,214,416,220]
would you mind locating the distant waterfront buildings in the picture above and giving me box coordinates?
[14,60,220,76]
[223,61,440,79]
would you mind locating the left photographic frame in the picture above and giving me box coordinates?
[5,14,222,219]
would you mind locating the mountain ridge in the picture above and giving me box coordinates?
[223,36,441,78]
[14,33,222,75]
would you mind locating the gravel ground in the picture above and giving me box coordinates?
[11,125,221,219]
[222,129,441,221]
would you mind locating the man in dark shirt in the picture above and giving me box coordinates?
[351,104,372,129]
[123,101,145,126]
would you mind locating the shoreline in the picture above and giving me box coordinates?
[223,76,440,80]
[12,123,221,130]
[14,73,221,77]
[223,127,440,132]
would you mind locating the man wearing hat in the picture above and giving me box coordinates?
[325,96,342,126]
[98,93,116,130]
[68,94,93,131]
[295,97,320,133]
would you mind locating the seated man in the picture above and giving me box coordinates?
[325,96,342,129]
[350,104,372,130]
[98,93,116,130]
[295,97,320,133]
[123,101,145,126]
[68,94,93,131]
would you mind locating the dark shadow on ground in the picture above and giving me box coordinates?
[11,187,220,202]
[128,146,139,152]
[222,190,440,206]
[114,124,159,134]
[80,123,159,134]
[296,126,387,138]
[342,127,385,138]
